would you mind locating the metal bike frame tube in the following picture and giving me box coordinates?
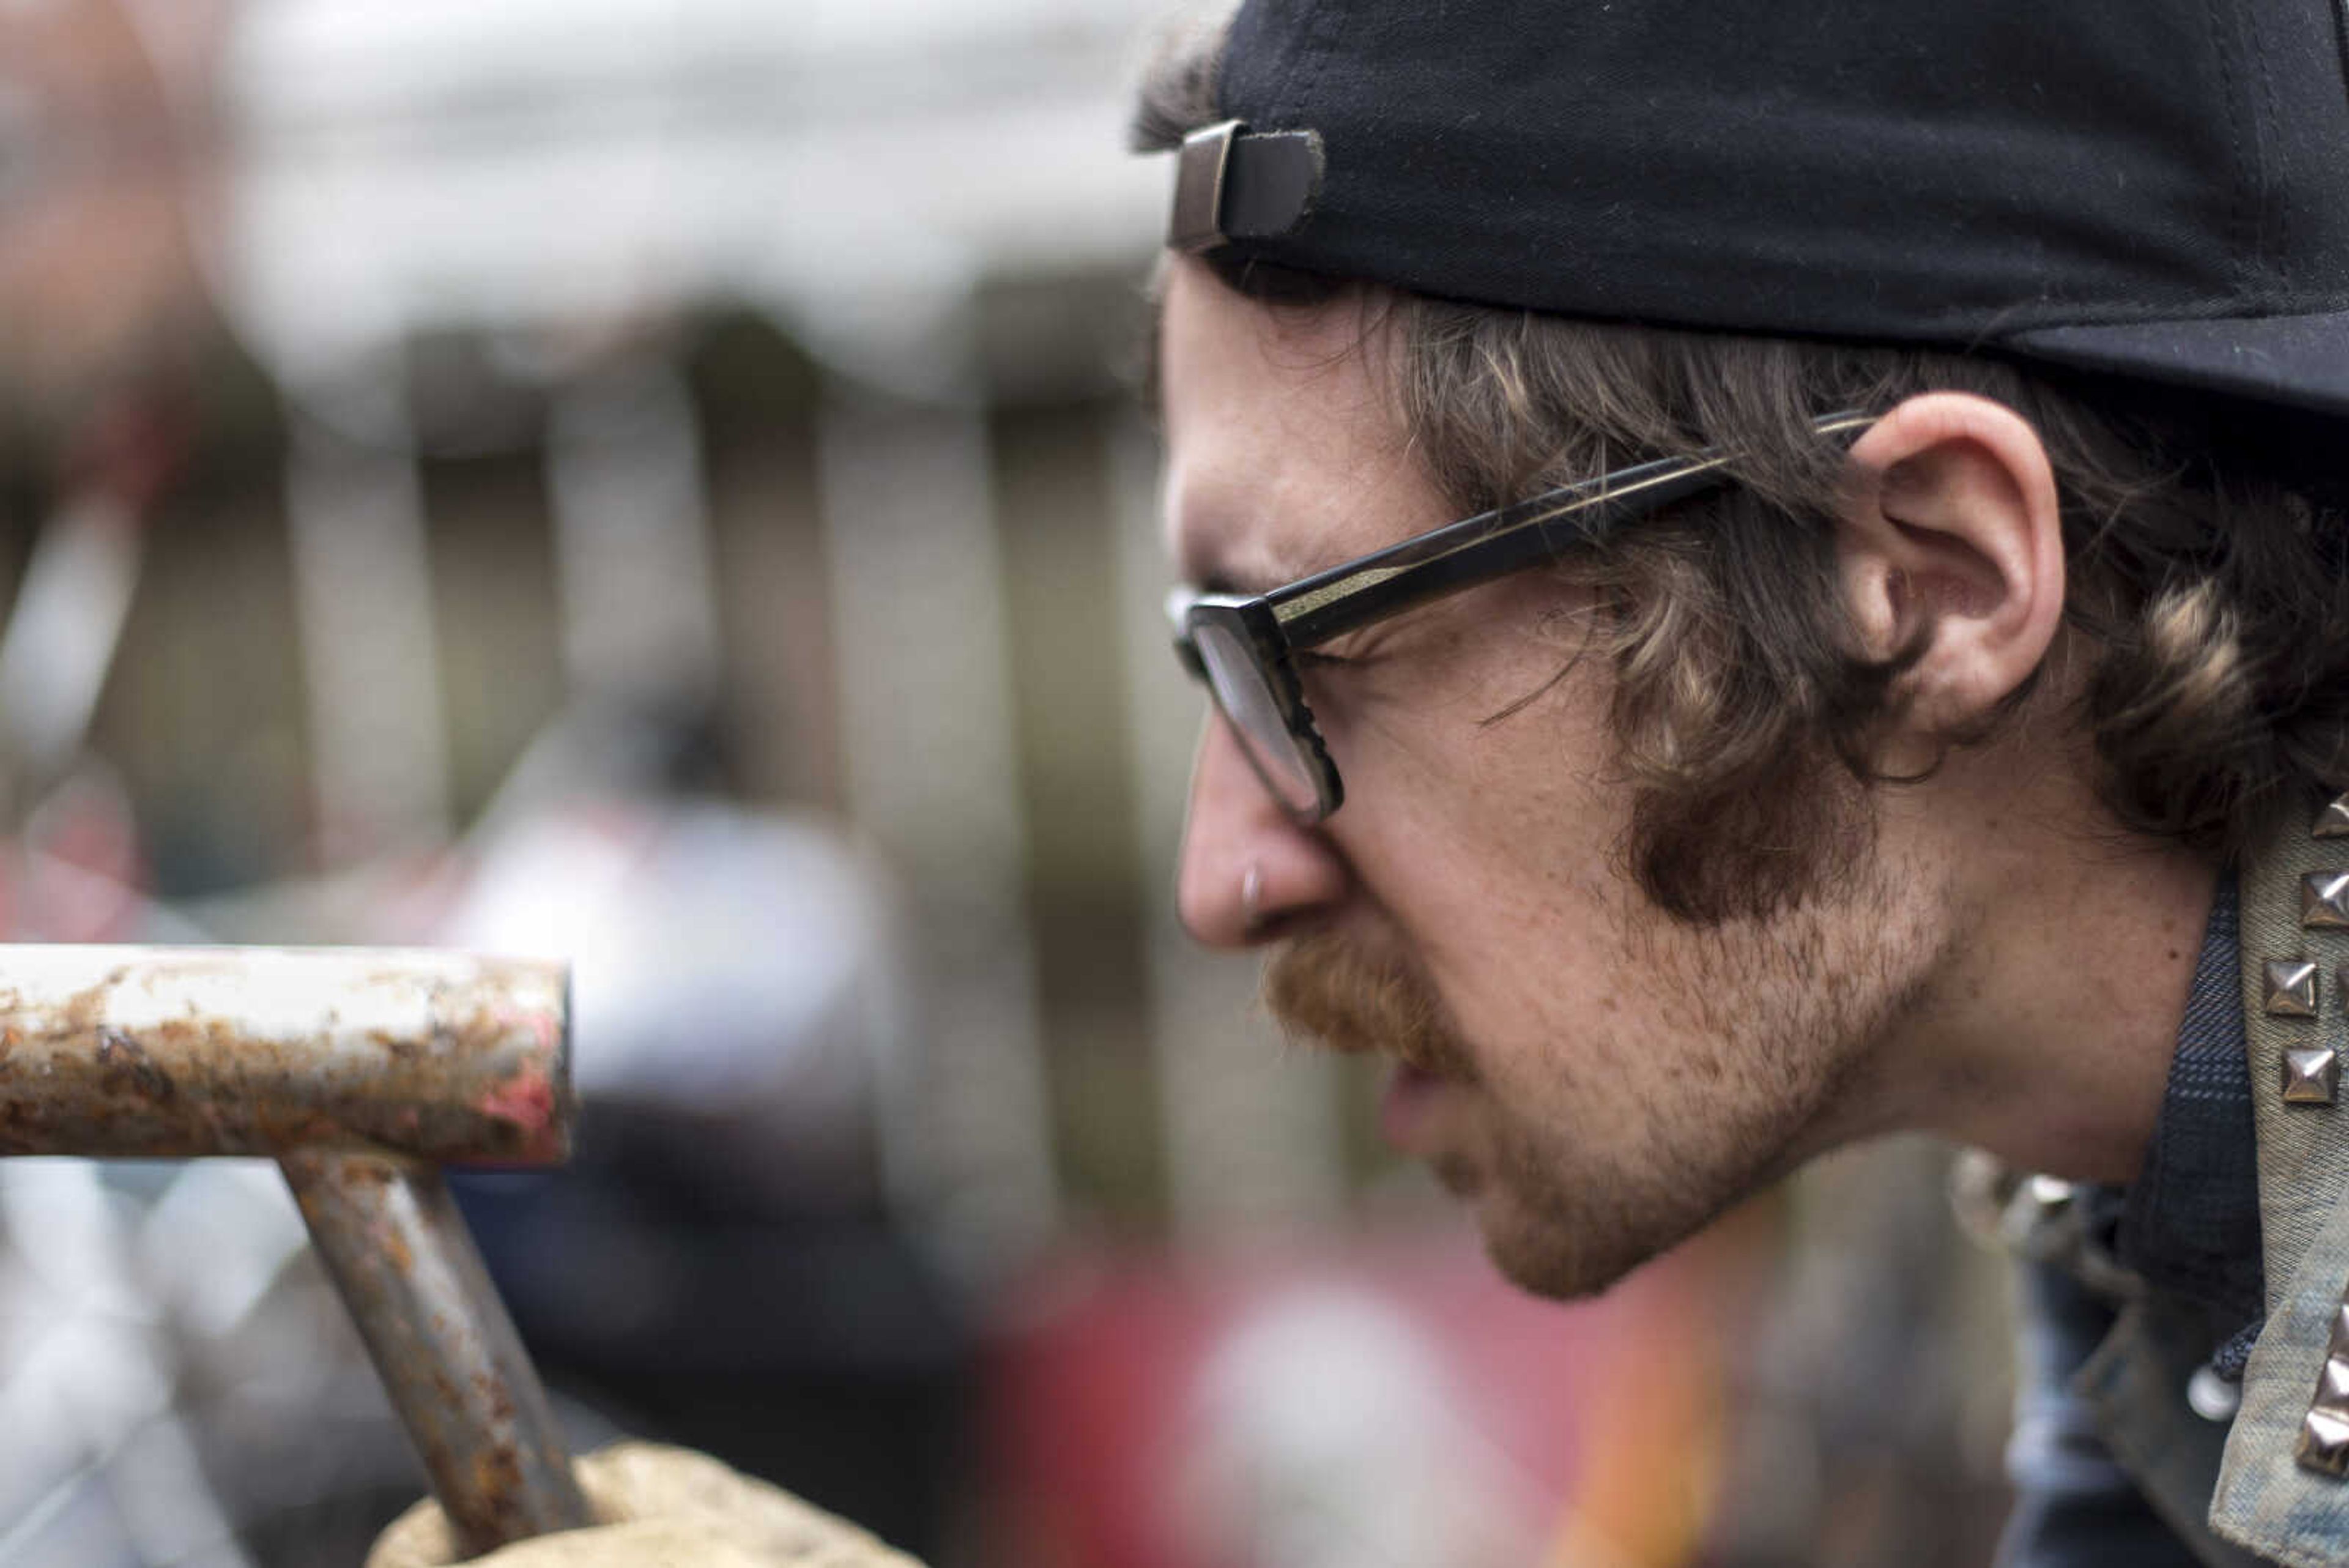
[280,1146,592,1555]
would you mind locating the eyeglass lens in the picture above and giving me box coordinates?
[1190,620,1323,816]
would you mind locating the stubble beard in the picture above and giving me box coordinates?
[1261,841,1932,1301]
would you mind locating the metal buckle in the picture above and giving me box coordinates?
[1169,119,1243,252]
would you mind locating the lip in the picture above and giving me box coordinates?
[1379,1061,1448,1154]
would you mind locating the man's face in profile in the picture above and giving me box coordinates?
[1157,255,1947,1298]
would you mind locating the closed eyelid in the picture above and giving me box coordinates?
[1313,595,1448,660]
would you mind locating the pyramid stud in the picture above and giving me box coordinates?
[2319,1357,2349,1414]
[2307,872,2349,928]
[2285,1047,2342,1105]
[2308,1286,2349,1477]
[2268,960,2321,1017]
[2319,794,2349,839]
[2302,1409,2349,1476]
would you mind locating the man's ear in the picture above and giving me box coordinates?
[1836,391,2066,752]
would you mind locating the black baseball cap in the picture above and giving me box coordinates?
[1165,0,2349,417]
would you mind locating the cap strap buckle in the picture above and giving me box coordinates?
[1167,119,1323,253]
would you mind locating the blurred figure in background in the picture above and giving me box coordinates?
[434,705,971,1564]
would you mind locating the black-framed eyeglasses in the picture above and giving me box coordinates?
[1167,411,1874,822]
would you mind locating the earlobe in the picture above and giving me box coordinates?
[1837,392,2066,742]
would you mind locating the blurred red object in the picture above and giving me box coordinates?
[987,1226,1732,1568]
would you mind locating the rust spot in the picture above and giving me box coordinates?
[95,1028,176,1104]
[380,1225,414,1274]
[472,1446,525,1500]
[373,1028,421,1060]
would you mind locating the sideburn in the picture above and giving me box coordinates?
[1628,741,1880,923]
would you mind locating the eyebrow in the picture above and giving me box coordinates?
[1177,551,1252,597]
[1184,545,1338,601]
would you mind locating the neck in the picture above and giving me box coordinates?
[1830,759,2222,1185]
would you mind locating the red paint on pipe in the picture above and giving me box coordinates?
[474,1068,560,1161]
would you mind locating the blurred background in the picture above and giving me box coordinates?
[0,0,2021,1564]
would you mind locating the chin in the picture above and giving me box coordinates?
[1448,1146,1736,1303]
[1474,1203,1652,1302]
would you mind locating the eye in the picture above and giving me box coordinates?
[1290,650,1356,672]
[1289,650,1368,693]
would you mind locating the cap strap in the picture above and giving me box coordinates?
[1167,120,1322,253]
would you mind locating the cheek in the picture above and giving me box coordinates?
[1371,701,1629,947]
[1354,773,1613,970]
[1340,616,1645,1055]
[1375,816,1685,1139]
[1441,627,1620,828]
[1443,915,1648,1086]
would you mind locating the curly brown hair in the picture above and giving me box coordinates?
[1137,18,2349,923]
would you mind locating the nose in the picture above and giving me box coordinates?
[1176,712,1351,948]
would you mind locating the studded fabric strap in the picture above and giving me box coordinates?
[2208,794,2349,1563]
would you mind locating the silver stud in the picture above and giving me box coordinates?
[2302,1409,2349,1476]
[2319,795,2349,839]
[2307,873,2349,928]
[2268,959,2321,1017]
[2285,1047,2342,1105]
[2319,1358,2349,1414]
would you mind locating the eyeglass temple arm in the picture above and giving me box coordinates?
[1263,464,1724,649]
[1265,411,1874,650]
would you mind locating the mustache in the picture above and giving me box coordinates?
[1262,931,1478,1082]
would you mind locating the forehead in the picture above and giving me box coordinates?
[1159,258,1449,592]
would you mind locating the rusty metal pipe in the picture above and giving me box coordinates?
[0,945,570,1162]
[282,1146,592,1553]
[0,945,592,1553]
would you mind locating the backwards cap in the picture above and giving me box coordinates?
[1168,0,2349,414]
